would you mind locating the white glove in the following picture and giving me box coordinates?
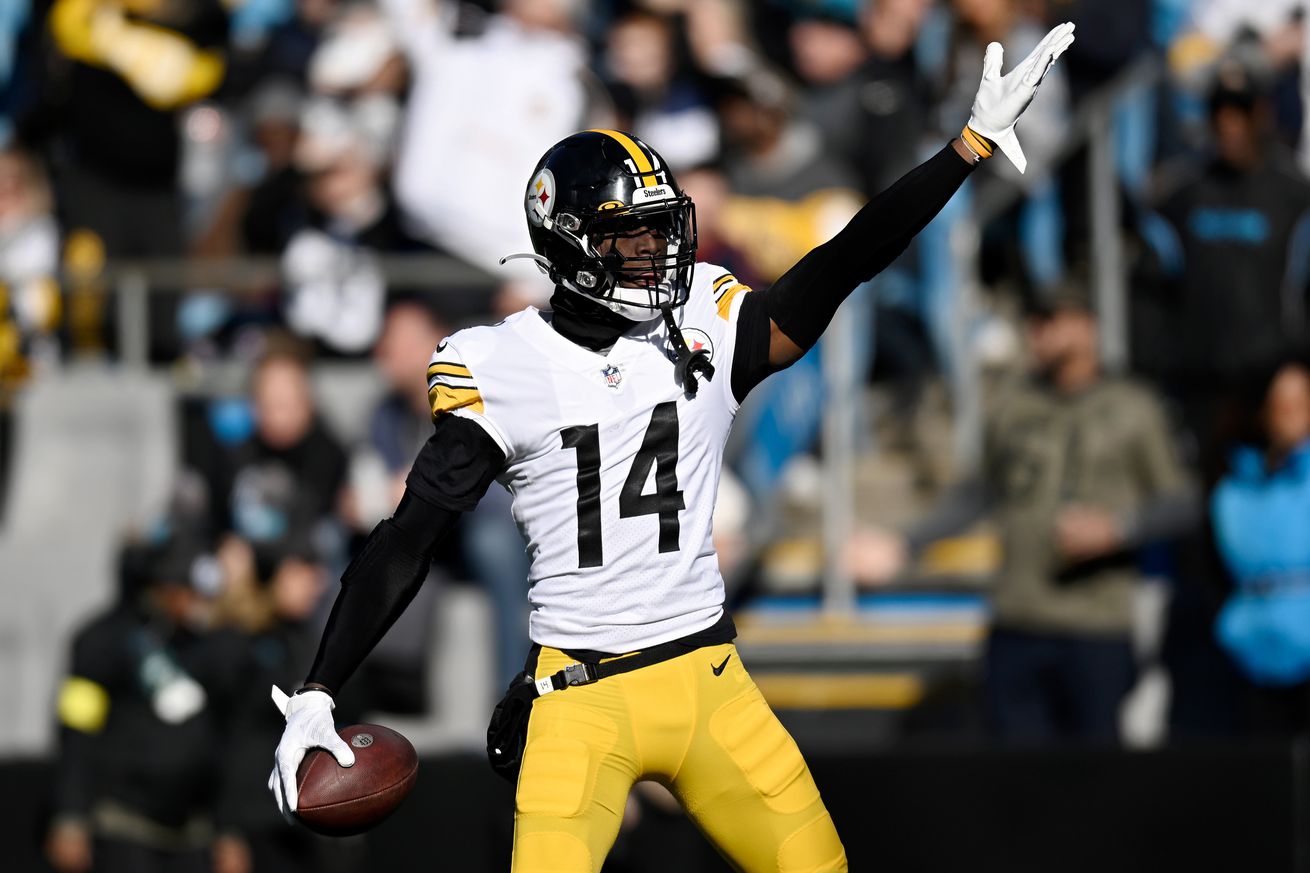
[965,22,1076,173]
[267,686,355,821]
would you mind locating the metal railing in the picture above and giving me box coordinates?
[73,254,499,368]
[970,53,1166,372]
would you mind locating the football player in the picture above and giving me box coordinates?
[269,23,1074,872]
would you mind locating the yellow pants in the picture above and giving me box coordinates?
[511,642,848,872]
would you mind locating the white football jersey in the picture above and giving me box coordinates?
[425,263,754,652]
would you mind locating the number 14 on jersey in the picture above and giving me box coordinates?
[561,402,685,568]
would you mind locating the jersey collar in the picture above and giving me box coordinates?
[518,305,670,374]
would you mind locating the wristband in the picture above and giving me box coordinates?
[960,125,995,161]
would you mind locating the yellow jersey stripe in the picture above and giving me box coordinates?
[427,363,472,377]
[429,383,484,416]
[429,383,480,398]
[588,128,658,187]
[712,273,737,297]
[716,283,751,320]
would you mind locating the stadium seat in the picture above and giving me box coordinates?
[0,365,176,755]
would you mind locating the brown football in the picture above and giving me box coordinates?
[294,724,418,836]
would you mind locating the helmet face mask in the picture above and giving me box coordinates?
[520,130,698,321]
[573,200,697,318]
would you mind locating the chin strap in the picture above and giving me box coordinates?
[659,302,714,397]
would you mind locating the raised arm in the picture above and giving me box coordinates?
[749,22,1076,374]
[759,140,980,369]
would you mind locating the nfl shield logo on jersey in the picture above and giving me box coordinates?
[601,364,623,389]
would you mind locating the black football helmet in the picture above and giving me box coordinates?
[509,129,697,320]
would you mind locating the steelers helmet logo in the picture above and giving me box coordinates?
[527,169,556,227]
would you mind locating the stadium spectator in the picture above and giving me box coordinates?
[304,2,405,165]
[279,104,385,353]
[47,533,257,873]
[675,161,761,290]
[206,334,348,583]
[677,0,751,71]
[241,79,306,255]
[234,0,340,90]
[1166,0,1304,150]
[0,146,59,520]
[213,535,359,873]
[1141,58,1310,483]
[280,75,429,354]
[713,64,863,282]
[602,7,719,170]
[1137,57,1310,740]
[716,63,859,201]
[791,0,930,198]
[383,0,609,287]
[853,283,1196,744]
[44,0,230,257]
[192,78,305,259]
[1211,360,1310,736]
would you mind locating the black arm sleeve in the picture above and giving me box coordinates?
[304,415,506,693]
[405,412,508,511]
[762,142,975,352]
[730,290,779,402]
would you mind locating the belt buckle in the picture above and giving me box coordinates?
[563,662,597,686]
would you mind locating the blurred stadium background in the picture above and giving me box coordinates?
[3,0,1310,870]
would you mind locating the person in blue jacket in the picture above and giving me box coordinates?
[1213,359,1310,732]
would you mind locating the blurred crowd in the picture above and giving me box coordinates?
[5,0,1310,870]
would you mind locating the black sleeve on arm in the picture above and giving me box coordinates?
[764,142,975,352]
[730,290,779,402]
[304,414,506,693]
[404,412,507,511]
